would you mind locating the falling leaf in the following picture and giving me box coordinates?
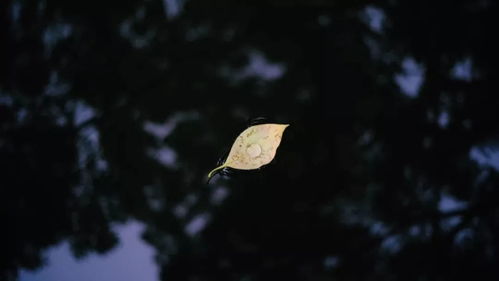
[208,123,290,180]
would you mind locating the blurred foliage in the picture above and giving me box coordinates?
[1,0,499,280]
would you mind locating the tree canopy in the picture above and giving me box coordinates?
[1,0,499,280]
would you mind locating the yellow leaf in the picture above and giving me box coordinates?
[208,123,289,180]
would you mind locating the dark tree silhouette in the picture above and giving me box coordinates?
[1,0,498,280]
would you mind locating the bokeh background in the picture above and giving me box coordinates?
[2,0,499,280]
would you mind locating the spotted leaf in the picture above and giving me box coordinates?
[208,123,289,180]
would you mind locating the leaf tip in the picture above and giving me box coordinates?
[279,123,290,131]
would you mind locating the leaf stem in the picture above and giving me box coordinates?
[207,165,226,182]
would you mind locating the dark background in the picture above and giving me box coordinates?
[2,0,499,280]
